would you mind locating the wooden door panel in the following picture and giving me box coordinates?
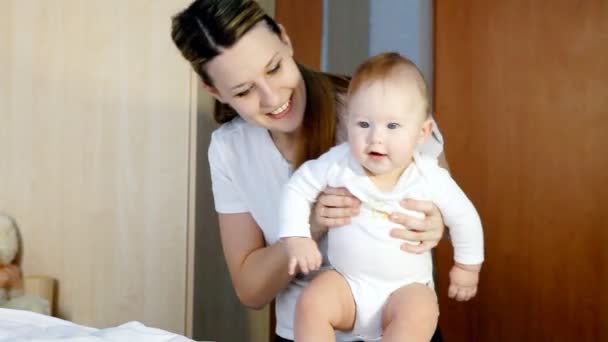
[434,1,608,341]
[275,0,323,68]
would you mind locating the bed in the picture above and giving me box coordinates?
[0,308,200,342]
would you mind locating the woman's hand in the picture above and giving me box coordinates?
[389,199,445,253]
[312,187,361,231]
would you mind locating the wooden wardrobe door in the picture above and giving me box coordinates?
[434,1,608,341]
[275,0,323,69]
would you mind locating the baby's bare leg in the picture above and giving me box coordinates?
[382,283,438,342]
[295,270,356,342]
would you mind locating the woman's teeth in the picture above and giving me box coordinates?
[270,100,290,115]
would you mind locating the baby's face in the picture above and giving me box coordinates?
[347,77,429,177]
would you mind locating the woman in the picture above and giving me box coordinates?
[171,1,446,341]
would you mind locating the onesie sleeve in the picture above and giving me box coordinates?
[427,161,484,265]
[278,145,346,238]
[208,132,248,214]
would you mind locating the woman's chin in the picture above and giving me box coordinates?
[265,110,304,134]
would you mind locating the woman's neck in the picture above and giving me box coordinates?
[269,128,303,164]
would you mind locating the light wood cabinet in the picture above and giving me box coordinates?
[1,0,197,335]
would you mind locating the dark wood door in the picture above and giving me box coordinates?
[275,0,323,69]
[434,1,608,341]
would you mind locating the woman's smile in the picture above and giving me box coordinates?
[267,95,292,119]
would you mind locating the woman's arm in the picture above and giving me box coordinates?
[218,212,292,310]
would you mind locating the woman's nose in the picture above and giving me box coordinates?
[258,81,281,109]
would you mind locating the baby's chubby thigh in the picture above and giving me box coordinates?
[382,282,439,340]
[295,270,357,337]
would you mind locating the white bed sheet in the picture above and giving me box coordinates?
[0,309,197,342]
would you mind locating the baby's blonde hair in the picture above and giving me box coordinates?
[347,52,429,118]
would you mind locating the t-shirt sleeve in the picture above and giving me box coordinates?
[427,161,484,265]
[208,133,248,214]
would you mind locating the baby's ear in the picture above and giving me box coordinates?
[418,118,434,144]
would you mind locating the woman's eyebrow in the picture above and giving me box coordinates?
[229,52,280,91]
[265,52,279,68]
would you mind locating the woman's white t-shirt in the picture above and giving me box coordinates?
[208,116,444,340]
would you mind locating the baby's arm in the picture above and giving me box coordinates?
[278,146,345,275]
[430,164,484,301]
[280,180,324,275]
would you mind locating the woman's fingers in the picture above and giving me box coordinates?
[321,217,352,227]
[321,186,351,196]
[314,187,360,228]
[401,198,438,216]
[316,210,354,228]
[389,213,427,231]
[314,201,355,227]
[400,240,437,254]
[319,205,358,219]
[317,193,360,211]
[388,198,445,249]
[390,226,440,244]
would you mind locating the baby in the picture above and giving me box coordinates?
[278,52,484,341]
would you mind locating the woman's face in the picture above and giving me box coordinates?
[205,22,306,135]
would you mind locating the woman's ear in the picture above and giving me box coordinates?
[201,81,225,103]
[277,23,294,56]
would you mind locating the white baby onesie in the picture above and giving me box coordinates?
[279,143,484,340]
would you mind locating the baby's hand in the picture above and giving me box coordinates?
[281,237,322,276]
[448,263,481,301]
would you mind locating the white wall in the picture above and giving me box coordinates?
[322,0,433,101]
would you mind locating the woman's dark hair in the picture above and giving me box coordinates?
[171,0,349,168]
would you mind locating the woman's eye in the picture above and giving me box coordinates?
[235,88,252,98]
[357,121,369,128]
[268,62,282,75]
[387,122,400,129]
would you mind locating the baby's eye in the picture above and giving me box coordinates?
[387,122,400,129]
[357,121,370,128]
